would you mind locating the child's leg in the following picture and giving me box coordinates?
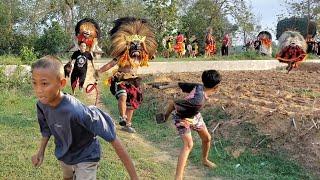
[126,108,134,125]
[118,95,127,118]
[78,71,87,90]
[197,127,217,168]
[175,133,193,180]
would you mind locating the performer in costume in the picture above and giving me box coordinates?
[174,32,185,58]
[276,31,307,73]
[71,18,103,58]
[162,36,174,58]
[205,28,216,57]
[98,17,157,133]
[257,31,272,56]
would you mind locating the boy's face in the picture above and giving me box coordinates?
[32,68,66,107]
[80,43,87,53]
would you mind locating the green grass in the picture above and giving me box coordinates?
[154,51,274,62]
[100,79,315,179]
[292,88,320,98]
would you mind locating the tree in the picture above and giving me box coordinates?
[144,0,179,42]
[34,21,71,56]
[0,0,25,54]
[283,0,320,33]
[276,17,317,39]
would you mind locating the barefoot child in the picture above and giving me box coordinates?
[31,56,138,180]
[156,70,221,180]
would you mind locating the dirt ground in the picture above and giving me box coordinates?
[144,62,320,176]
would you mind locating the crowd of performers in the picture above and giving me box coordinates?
[162,28,231,58]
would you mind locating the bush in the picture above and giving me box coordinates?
[20,46,37,64]
[0,65,31,93]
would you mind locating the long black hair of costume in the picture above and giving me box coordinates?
[258,31,272,40]
[75,18,101,39]
[109,17,149,36]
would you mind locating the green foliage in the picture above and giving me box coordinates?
[0,65,31,93]
[276,17,317,39]
[20,46,38,64]
[0,55,22,65]
[35,21,71,56]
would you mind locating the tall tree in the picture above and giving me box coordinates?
[0,0,25,54]
[144,0,179,41]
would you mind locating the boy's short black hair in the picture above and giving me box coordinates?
[31,55,64,78]
[201,70,221,88]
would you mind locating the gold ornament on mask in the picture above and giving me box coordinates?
[125,34,146,43]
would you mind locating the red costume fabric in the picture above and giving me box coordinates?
[205,34,216,54]
[276,45,307,69]
[174,34,184,53]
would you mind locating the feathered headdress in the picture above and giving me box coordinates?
[109,17,157,67]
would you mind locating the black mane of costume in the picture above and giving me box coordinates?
[258,31,272,40]
[75,18,101,38]
[109,17,148,36]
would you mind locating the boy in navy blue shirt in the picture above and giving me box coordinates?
[31,56,138,180]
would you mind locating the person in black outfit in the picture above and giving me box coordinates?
[69,41,96,95]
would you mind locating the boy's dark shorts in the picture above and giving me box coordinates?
[174,99,201,119]
[110,76,143,109]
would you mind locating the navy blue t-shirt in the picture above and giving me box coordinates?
[174,82,207,118]
[36,94,116,165]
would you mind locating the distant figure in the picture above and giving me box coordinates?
[221,33,231,56]
[162,36,174,58]
[205,28,216,57]
[192,42,199,57]
[257,31,272,56]
[174,32,185,58]
[187,43,193,58]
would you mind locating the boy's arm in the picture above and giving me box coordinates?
[158,82,178,89]
[111,137,138,180]
[178,82,199,93]
[31,136,49,167]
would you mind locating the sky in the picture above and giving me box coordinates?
[250,0,288,40]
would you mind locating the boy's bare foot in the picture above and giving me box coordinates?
[203,160,217,168]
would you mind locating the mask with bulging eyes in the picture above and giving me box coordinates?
[129,40,143,59]
[126,34,146,61]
